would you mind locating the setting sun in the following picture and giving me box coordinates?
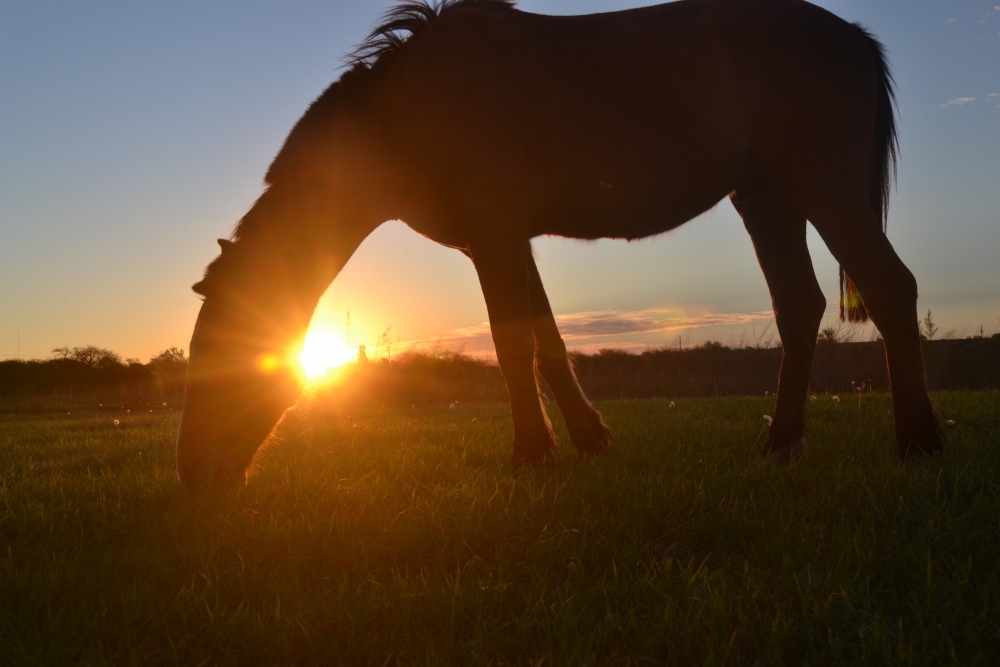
[298,328,354,379]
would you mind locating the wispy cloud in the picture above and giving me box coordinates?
[400,307,778,355]
[946,18,956,23]
[989,93,999,98]
[552,307,775,340]
[438,322,492,340]
[940,97,976,107]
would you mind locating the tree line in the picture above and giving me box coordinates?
[0,346,187,401]
[311,334,1000,410]
[4,331,999,410]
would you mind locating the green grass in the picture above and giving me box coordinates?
[1,392,999,666]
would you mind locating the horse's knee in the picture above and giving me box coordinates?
[871,251,918,303]
[861,257,918,328]
[807,288,826,324]
[893,263,918,304]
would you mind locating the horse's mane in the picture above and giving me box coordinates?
[217,0,518,251]
[347,0,517,71]
[257,0,516,194]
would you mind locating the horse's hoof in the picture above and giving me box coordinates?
[766,437,806,464]
[569,412,612,456]
[511,431,559,470]
[895,404,944,460]
[898,423,944,460]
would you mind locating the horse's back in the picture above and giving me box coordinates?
[377,0,879,240]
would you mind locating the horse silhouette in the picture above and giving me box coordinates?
[176,0,942,487]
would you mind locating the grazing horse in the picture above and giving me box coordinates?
[176,0,942,487]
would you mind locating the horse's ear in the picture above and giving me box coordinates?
[218,239,236,254]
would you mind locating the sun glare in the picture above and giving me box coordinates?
[298,329,354,379]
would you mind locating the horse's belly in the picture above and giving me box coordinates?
[527,145,740,241]
[537,183,731,241]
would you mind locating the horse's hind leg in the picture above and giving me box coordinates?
[731,186,826,461]
[526,251,612,456]
[808,197,942,459]
[469,239,558,467]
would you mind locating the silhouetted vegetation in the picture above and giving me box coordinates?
[315,350,508,410]
[5,336,999,413]
[313,336,1000,409]
[0,346,187,412]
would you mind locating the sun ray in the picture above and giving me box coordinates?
[298,328,354,379]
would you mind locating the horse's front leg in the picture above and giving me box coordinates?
[470,239,558,467]
[731,186,826,462]
[526,250,611,455]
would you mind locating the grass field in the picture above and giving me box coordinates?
[1,392,999,665]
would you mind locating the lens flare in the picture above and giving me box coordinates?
[298,329,354,379]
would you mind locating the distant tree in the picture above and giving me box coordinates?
[149,347,188,376]
[817,326,841,345]
[52,345,123,369]
[149,347,188,394]
[149,347,187,366]
[921,309,938,340]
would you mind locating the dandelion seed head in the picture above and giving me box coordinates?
[832,395,841,403]
[669,401,676,408]
[763,415,773,425]
[946,419,956,427]
[113,419,120,426]
[449,403,456,410]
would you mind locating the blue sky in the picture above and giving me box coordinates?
[1,0,998,360]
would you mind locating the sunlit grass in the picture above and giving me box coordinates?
[1,392,999,665]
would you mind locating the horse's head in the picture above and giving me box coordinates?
[176,74,404,487]
[176,237,312,487]
[176,169,386,488]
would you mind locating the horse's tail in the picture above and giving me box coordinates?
[840,24,899,323]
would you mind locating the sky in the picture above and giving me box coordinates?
[1,0,998,362]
